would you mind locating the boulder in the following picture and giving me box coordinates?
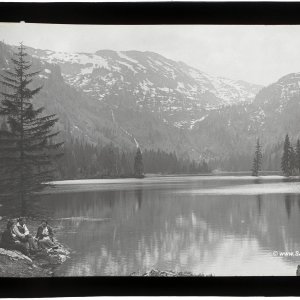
[0,248,32,263]
[0,242,70,270]
[32,242,71,268]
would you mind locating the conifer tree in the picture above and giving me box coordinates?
[120,152,131,176]
[281,134,292,176]
[134,147,144,178]
[289,145,296,175]
[0,43,63,210]
[251,138,262,176]
[296,139,300,174]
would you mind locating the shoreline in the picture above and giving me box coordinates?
[50,173,291,185]
[50,172,213,184]
[51,170,284,183]
[34,174,298,195]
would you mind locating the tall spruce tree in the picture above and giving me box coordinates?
[289,145,296,175]
[296,139,300,174]
[134,147,144,178]
[0,43,63,210]
[281,134,292,176]
[251,138,262,176]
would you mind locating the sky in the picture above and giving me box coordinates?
[1,23,300,86]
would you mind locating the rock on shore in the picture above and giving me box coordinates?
[0,248,47,277]
[0,242,71,277]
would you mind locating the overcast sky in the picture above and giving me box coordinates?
[1,23,300,86]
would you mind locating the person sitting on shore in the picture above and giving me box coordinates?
[1,219,29,256]
[36,220,57,249]
[13,217,39,253]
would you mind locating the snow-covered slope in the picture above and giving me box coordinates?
[4,42,300,167]
[250,72,300,137]
[28,48,262,130]
[186,71,300,164]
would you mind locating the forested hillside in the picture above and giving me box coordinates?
[2,41,300,173]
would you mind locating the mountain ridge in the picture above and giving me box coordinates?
[25,46,262,130]
[2,41,300,171]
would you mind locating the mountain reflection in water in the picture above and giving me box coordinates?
[2,176,300,276]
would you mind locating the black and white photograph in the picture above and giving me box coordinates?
[1,20,300,281]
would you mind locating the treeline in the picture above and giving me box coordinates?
[209,135,300,175]
[281,134,300,176]
[56,138,210,180]
[210,153,253,172]
[143,149,209,174]
[250,134,300,177]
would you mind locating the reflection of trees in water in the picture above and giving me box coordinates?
[285,194,292,219]
[41,190,120,219]
[254,178,263,184]
[60,200,218,276]
[0,194,50,219]
[297,195,300,213]
[135,189,143,211]
[57,193,271,275]
[39,188,300,276]
[256,195,262,216]
[283,194,300,219]
[53,189,218,275]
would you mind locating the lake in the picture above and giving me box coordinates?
[5,175,300,276]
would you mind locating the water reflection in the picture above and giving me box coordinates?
[297,195,300,213]
[2,177,300,276]
[135,189,143,211]
[54,192,300,275]
[256,195,262,216]
[254,178,263,184]
[285,194,292,219]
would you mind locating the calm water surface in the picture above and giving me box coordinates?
[6,175,300,276]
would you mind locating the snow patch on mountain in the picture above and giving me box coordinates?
[118,60,137,73]
[117,51,139,64]
[30,48,262,131]
[185,66,257,105]
[38,74,48,79]
[189,115,208,129]
[34,51,110,70]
